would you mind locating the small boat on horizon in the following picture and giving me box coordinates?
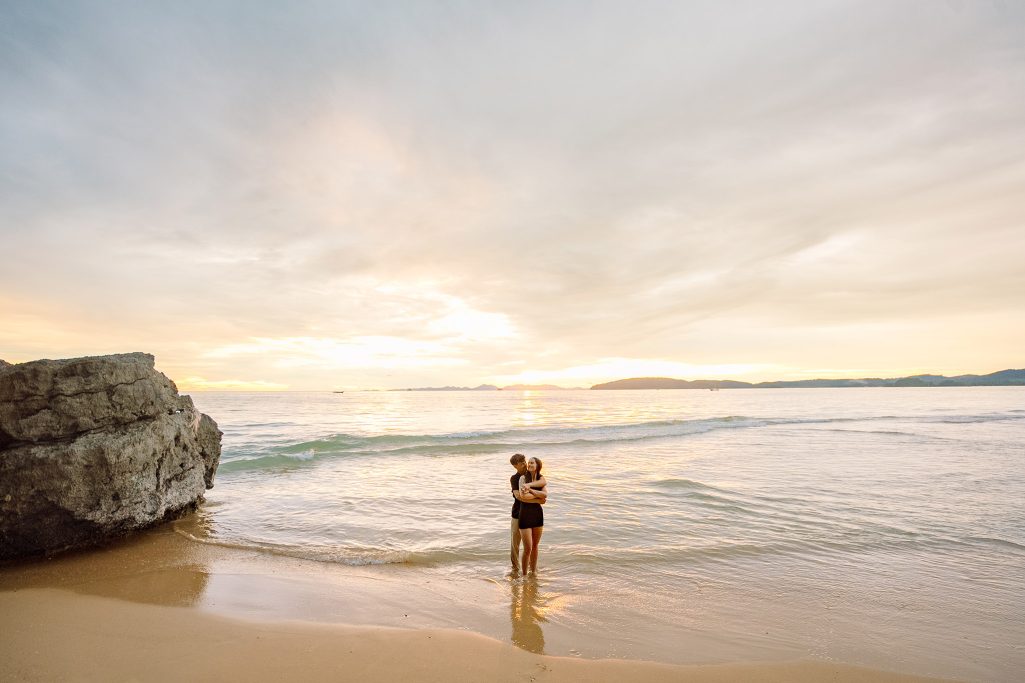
[333,391,345,394]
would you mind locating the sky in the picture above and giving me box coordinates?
[2,1,1024,390]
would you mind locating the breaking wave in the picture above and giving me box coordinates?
[217,412,1023,473]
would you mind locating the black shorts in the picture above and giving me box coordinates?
[518,503,543,529]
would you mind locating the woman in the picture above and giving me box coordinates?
[517,457,546,574]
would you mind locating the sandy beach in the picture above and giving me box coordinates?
[0,523,958,683]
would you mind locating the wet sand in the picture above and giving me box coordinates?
[0,523,958,683]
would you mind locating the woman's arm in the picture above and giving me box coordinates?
[519,475,547,493]
[518,489,546,503]
[518,475,548,503]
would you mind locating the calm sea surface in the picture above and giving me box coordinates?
[183,388,1025,681]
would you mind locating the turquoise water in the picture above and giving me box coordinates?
[184,388,1025,681]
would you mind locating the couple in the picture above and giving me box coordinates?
[509,453,547,574]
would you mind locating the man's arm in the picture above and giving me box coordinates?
[514,488,547,504]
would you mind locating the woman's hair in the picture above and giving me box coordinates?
[527,456,543,482]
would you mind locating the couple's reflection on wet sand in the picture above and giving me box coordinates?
[509,573,546,654]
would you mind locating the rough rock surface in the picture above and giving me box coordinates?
[0,353,221,560]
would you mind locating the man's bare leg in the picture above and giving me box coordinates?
[511,518,522,570]
[519,528,534,575]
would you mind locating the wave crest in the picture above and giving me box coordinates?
[216,412,1023,473]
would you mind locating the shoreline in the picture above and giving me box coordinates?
[0,521,961,682]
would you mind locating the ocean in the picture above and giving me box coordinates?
[181,387,1025,681]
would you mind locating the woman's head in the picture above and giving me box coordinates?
[526,456,543,480]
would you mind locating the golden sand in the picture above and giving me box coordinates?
[0,589,955,683]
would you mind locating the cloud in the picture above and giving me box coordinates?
[2,1,1024,387]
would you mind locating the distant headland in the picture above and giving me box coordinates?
[590,369,1025,390]
[387,369,1024,392]
[391,384,499,392]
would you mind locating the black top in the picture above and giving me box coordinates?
[510,472,521,519]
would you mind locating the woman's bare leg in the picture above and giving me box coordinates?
[529,527,543,572]
[519,528,533,575]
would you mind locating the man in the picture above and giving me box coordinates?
[509,453,546,570]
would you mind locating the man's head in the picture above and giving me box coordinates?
[510,453,527,474]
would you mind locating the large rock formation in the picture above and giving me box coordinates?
[0,353,221,560]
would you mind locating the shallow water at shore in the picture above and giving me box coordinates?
[161,388,1025,680]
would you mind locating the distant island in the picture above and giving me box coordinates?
[591,369,1025,390]
[387,369,1025,392]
